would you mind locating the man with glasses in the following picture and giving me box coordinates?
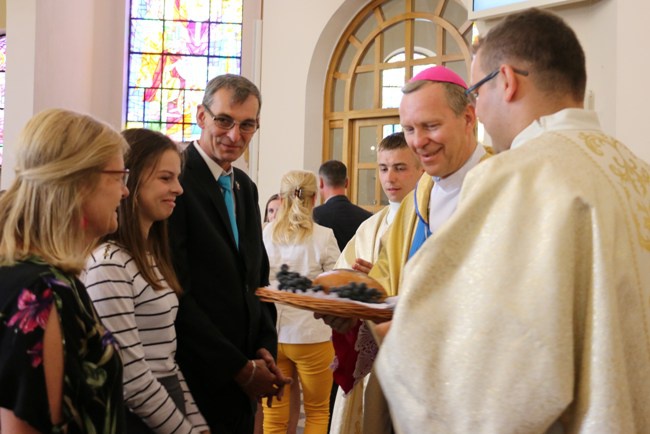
[367,66,492,298]
[376,8,650,432]
[168,74,290,433]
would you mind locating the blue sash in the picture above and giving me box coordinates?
[408,181,432,259]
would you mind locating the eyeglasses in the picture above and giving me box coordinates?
[100,169,130,185]
[465,67,529,103]
[202,104,259,134]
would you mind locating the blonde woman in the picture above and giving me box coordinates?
[0,109,129,433]
[262,170,340,434]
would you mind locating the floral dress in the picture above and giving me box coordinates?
[0,258,124,433]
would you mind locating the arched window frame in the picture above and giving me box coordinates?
[323,0,473,212]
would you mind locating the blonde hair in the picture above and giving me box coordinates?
[271,170,317,245]
[0,108,129,274]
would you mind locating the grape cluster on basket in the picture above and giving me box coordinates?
[276,264,324,293]
[328,282,383,304]
[276,265,383,303]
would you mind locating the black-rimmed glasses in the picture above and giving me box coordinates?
[465,67,529,102]
[203,104,259,134]
[101,169,130,185]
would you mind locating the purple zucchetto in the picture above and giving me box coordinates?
[410,66,468,90]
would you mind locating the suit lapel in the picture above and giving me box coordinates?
[186,144,239,249]
[233,171,249,267]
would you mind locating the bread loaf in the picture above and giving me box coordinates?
[312,269,387,300]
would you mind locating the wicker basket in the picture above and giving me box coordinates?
[256,287,393,323]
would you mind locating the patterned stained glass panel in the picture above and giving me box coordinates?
[127,0,243,142]
[167,56,210,89]
[127,89,144,121]
[209,24,242,57]
[128,54,163,88]
[130,19,164,53]
[164,22,210,55]
[143,89,162,122]
[208,57,241,78]
[166,0,210,21]
[131,0,164,19]
[183,90,204,120]
[211,0,242,22]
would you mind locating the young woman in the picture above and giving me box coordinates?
[259,191,301,434]
[264,193,281,224]
[262,170,340,434]
[0,108,129,433]
[83,129,209,433]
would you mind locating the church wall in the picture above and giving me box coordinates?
[256,0,650,209]
[1,0,648,200]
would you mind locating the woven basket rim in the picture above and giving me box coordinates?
[255,287,393,322]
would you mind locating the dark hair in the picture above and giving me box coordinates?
[318,160,347,188]
[203,74,262,115]
[108,128,182,294]
[264,193,280,223]
[474,8,586,102]
[402,81,470,116]
[378,132,408,152]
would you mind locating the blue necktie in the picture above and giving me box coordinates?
[218,175,239,248]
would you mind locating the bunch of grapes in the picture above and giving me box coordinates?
[276,264,324,293]
[329,282,383,304]
[275,266,382,302]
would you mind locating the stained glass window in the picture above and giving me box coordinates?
[0,34,6,165]
[126,0,243,141]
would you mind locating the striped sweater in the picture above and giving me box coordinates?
[84,242,208,434]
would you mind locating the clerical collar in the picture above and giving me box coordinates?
[511,108,600,150]
[432,144,486,193]
[386,201,401,225]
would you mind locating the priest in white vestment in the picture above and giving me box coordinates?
[376,9,650,433]
[325,66,491,434]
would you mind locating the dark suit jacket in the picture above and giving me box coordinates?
[168,143,276,434]
[313,195,373,251]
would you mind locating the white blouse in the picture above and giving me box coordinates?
[263,223,340,344]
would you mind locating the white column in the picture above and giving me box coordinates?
[1,0,127,189]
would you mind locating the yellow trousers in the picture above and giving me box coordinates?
[263,341,334,434]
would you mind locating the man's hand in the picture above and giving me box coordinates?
[235,348,292,407]
[257,348,292,394]
[314,313,359,334]
[235,359,277,400]
[351,258,373,274]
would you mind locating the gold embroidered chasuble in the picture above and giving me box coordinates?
[335,206,391,270]
[376,109,650,433]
